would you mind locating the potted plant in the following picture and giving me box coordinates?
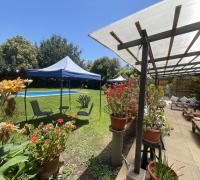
[26,120,76,179]
[143,84,170,143]
[147,155,178,180]
[105,81,138,130]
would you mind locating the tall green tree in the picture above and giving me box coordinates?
[2,35,38,72]
[119,66,138,79]
[0,46,5,73]
[37,34,84,68]
[90,57,121,83]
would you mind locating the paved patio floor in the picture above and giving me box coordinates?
[164,106,200,180]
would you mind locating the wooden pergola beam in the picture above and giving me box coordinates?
[118,21,200,50]
[171,30,200,72]
[155,69,200,76]
[149,61,200,71]
[110,31,139,62]
[152,71,200,78]
[135,51,200,65]
[149,66,200,75]
[135,21,157,74]
[178,55,200,71]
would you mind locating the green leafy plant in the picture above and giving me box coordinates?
[0,141,38,180]
[143,84,170,136]
[150,155,179,180]
[76,95,91,108]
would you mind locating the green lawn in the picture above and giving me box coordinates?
[15,88,115,179]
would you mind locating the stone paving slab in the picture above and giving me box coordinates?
[164,106,200,180]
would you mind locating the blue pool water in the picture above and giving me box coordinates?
[18,90,80,97]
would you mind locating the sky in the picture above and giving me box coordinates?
[0,0,160,63]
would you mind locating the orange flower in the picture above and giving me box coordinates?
[2,123,16,132]
[57,118,64,124]
[31,136,39,143]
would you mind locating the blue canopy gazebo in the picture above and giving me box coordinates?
[27,56,101,116]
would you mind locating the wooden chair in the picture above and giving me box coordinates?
[77,102,94,117]
[30,100,53,119]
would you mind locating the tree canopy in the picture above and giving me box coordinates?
[37,34,84,68]
[0,46,5,73]
[90,57,121,83]
[2,35,38,72]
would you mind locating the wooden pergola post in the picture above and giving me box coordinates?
[134,30,149,174]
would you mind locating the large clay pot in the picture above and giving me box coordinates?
[147,161,178,180]
[142,129,161,144]
[38,156,59,179]
[111,115,127,131]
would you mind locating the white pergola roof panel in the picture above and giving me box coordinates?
[90,0,200,77]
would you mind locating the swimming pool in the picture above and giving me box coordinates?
[18,90,80,97]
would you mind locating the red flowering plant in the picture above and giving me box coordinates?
[105,81,138,117]
[26,120,76,166]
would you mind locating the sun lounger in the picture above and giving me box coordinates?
[30,100,53,119]
[183,107,200,121]
[192,117,200,133]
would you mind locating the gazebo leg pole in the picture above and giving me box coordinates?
[99,79,102,119]
[60,77,63,114]
[69,79,71,109]
[134,31,149,174]
[24,86,28,122]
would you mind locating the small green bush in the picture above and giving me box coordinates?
[76,95,91,108]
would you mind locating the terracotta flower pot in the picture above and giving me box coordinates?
[147,161,178,180]
[111,115,127,131]
[38,156,59,179]
[142,129,161,144]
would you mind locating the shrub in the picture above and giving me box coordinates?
[76,95,91,108]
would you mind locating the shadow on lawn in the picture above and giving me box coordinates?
[17,113,89,130]
[78,132,135,180]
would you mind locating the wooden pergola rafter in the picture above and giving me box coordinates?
[164,5,181,75]
[110,31,140,63]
